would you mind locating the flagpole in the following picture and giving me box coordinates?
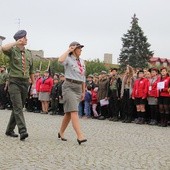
[39,61,42,71]
[47,60,51,70]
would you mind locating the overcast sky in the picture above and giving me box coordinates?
[1,0,170,63]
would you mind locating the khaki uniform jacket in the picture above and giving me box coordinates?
[97,77,109,102]
[3,47,34,79]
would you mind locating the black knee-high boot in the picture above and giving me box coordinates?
[159,113,165,126]
[140,111,145,124]
[136,111,141,124]
[162,114,169,127]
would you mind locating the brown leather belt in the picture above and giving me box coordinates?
[66,78,82,84]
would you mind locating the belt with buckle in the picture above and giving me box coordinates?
[66,78,82,84]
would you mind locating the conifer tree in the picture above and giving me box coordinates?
[119,14,153,71]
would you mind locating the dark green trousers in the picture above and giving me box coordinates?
[6,78,29,134]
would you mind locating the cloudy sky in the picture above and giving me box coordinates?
[0,0,170,63]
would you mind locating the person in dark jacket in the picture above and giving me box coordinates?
[58,73,65,115]
[86,74,95,89]
[25,79,34,112]
[97,71,109,120]
[120,65,136,123]
[108,68,122,121]
[50,77,59,115]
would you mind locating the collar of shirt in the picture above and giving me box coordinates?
[70,54,80,61]
[15,46,25,53]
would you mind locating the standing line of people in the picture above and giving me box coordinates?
[81,66,170,128]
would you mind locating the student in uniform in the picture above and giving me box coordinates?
[132,70,148,124]
[147,68,159,125]
[157,67,170,127]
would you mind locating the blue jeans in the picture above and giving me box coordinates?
[84,101,91,117]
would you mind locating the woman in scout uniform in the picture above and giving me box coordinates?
[58,41,87,145]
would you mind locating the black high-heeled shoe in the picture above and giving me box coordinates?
[58,133,67,141]
[77,139,87,145]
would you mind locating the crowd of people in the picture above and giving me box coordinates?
[0,30,170,142]
[82,66,170,127]
[25,70,65,116]
[1,65,169,127]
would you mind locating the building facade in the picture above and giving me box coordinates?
[31,50,44,60]
[104,53,112,64]
[149,57,170,68]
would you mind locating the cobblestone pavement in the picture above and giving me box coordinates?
[0,109,170,170]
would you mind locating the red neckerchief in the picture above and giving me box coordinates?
[76,58,83,75]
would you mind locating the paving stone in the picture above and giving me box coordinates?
[0,109,170,169]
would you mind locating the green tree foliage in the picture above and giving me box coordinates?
[33,59,64,75]
[50,59,64,74]
[85,59,108,76]
[118,14,154,71]
[33,60,48,71]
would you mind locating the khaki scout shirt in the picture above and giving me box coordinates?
[3,47,34,79]
[0,71,8,85]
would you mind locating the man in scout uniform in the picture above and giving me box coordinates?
[1,30,34,140]
[0,65,8,109]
